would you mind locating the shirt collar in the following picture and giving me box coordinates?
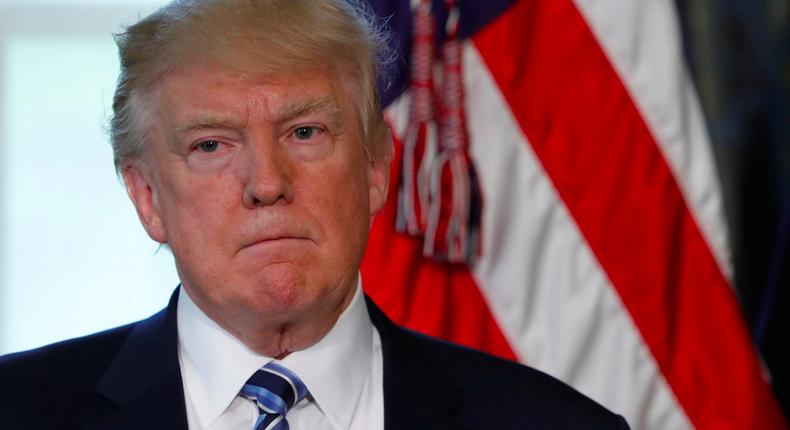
[278,280,373,430]
[177,278,373,429]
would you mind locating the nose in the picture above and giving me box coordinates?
[241,135,294,209]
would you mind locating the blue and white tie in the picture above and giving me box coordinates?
[240,362,309,430]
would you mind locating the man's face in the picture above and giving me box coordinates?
[124,62,389,345]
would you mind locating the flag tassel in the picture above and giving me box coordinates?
[397,0,482,264]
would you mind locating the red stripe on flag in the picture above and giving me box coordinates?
[362,131,517,362]
[472,1,787,428]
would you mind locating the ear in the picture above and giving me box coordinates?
[123,161,168,244]
[367,156,390,218]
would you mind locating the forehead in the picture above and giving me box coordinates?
[150,63,356,124]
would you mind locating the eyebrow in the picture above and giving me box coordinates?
[172,117,246,137]
[274,96,344,128]
[170,96,345,138]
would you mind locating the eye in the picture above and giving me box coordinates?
[293,126,319,140]
[196,140,220,152]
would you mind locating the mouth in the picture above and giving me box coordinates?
[236,235,315,256]
[250,236,310,244]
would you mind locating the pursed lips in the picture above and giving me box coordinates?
[236,231,316,255]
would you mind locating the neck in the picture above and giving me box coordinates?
[182,280,357,357]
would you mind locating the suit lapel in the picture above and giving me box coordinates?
[83,290,471,429]
[366,297,471,430]
[89,289,188,430]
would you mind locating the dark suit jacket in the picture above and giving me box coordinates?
[0,289,629,429]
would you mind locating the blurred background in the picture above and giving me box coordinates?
[0,0,787,425]
[674,0,790,415]
[0,0,177,355]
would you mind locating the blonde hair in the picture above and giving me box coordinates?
[110,0,393,173]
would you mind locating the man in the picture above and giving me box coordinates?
[0,1,628,429]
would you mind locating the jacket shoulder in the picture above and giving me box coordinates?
[0,323,136,422]
[0,322,135,377]
[405,329,629,429]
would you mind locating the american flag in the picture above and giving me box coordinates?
[360,0,788,429]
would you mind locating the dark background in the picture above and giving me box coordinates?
[674,0,790,418]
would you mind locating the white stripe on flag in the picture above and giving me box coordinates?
[573,0,732,281]
[464,42,694,430]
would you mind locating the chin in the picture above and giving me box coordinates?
[234,265,330,313]
[246,264,307,299]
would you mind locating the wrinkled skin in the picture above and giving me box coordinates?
[123,62,389,357]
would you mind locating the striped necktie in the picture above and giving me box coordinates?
[240,362,309,430]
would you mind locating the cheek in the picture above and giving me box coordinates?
[158,173,240,249]
[312,163,370,248]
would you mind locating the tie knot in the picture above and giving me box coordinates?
[241,362,309,420]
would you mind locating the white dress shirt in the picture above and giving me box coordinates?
[177,279,384,430]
